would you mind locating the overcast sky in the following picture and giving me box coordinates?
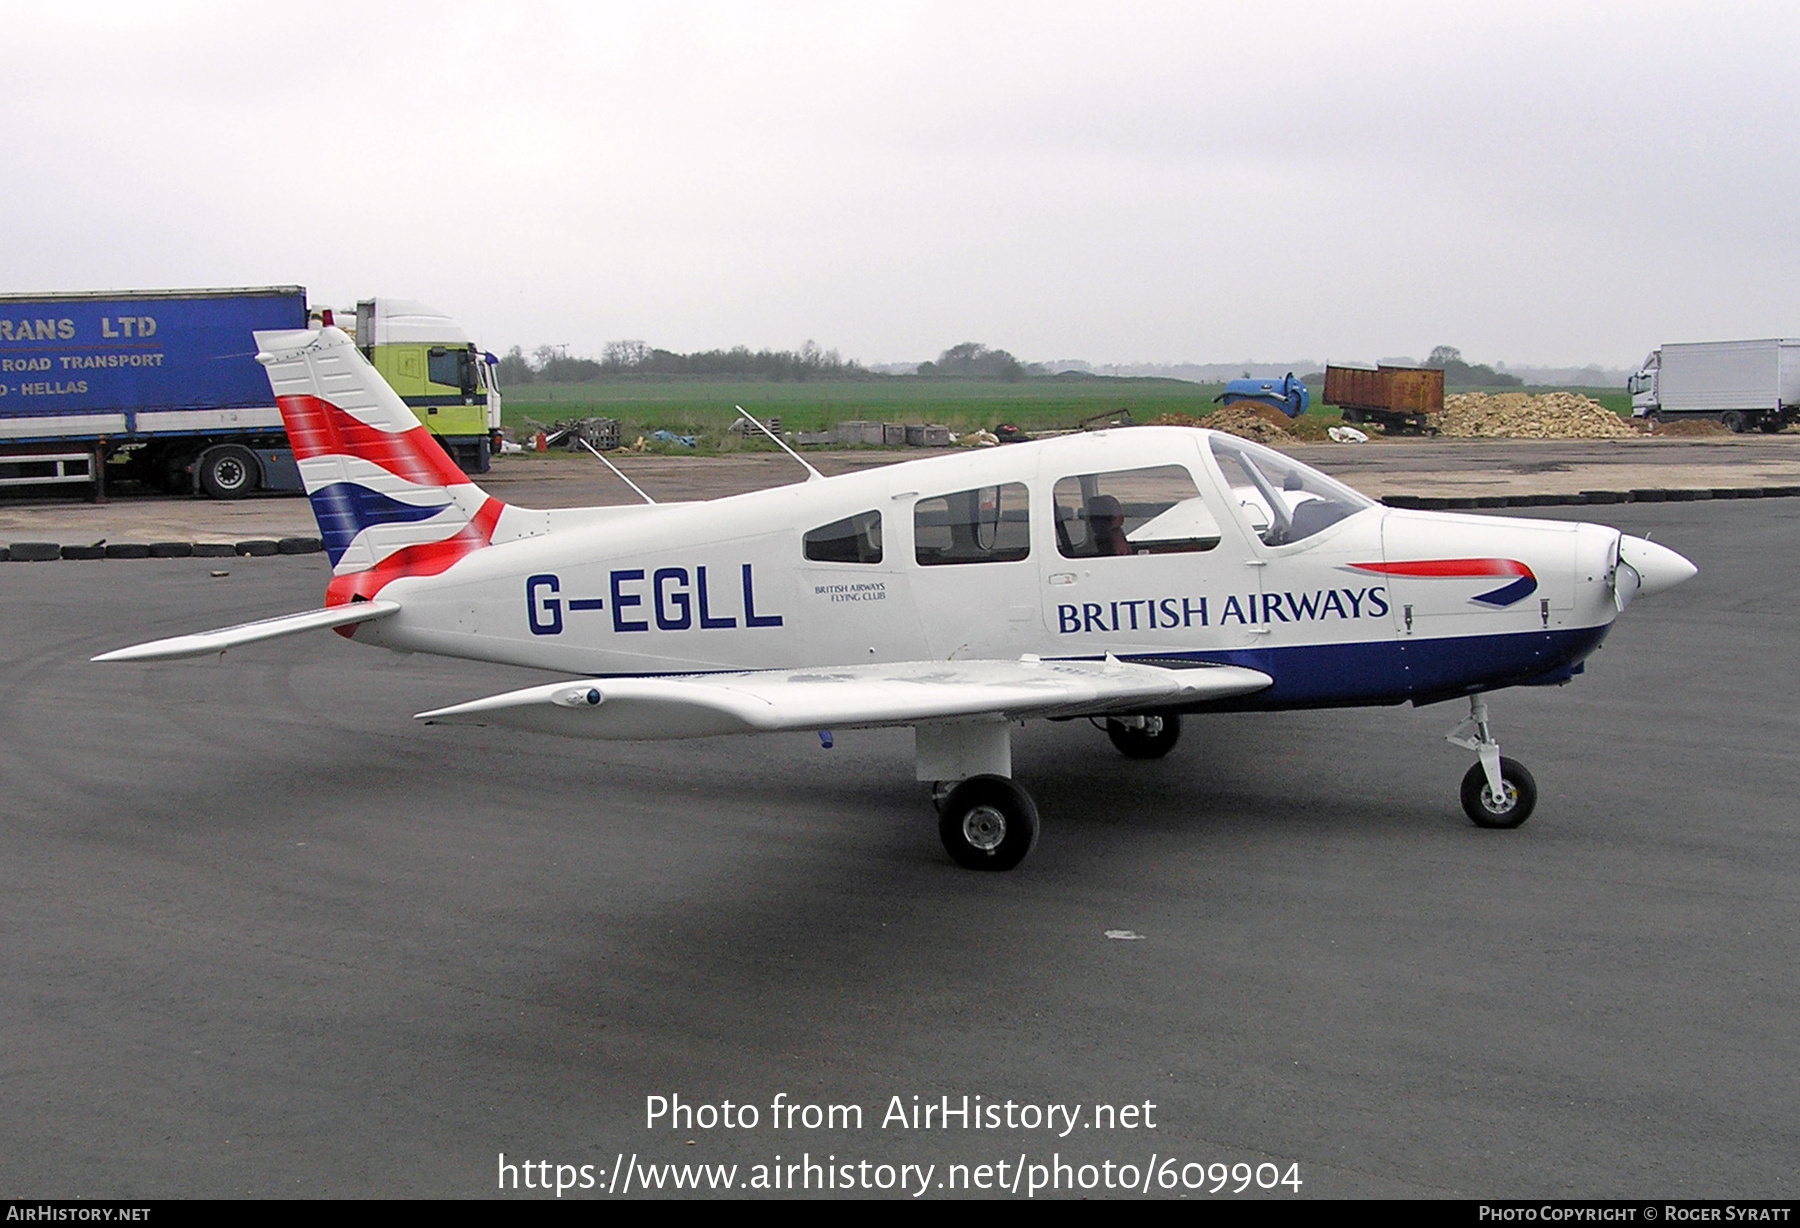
[4,1,1797,369]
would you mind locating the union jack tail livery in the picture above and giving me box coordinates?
[254,327,505,605]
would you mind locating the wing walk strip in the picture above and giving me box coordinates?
[415,657,1274,741]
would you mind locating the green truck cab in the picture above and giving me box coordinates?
[352,298,501,472]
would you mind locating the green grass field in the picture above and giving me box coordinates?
[500,375,1229,440]
[497,376,1633,452]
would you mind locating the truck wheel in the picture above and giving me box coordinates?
[1721,411,1747,434]
[198,445,260,500]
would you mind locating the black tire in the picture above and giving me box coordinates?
[198,445,260,499]
[938,775,1039,871]
[1760,418,1784,434]
[1106,713,1181,759]
[1461,757,1538,829]
[1721,411,1747,434]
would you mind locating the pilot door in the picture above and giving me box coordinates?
[1202,433,1396,702]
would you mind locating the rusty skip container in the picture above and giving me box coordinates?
[1323,365,1444,433]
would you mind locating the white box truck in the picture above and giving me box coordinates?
[1629,339,1800,433]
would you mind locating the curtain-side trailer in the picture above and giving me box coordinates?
[0,286,308,498]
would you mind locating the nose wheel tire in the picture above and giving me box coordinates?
[1461,757,1537,828]
[1106,713,1181,759]
[938,775,1039,870]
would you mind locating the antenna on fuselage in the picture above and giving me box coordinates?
[734,405,824,483]
[576,437,657,504]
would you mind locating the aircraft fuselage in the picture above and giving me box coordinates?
[353,428,1625,710]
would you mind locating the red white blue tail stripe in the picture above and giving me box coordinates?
[254,327,503,606]
[1349,558,1539,607]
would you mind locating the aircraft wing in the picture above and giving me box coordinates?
[415,656,1272,740]
[91,600,402,662]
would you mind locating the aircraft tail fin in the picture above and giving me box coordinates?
[255,326,505,604]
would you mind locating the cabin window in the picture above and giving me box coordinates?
[1053,465,1218,558]
[914,483,1030,566]
[1208,434,1373,547]
[804,510,883,564]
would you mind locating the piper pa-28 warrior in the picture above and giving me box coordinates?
[97,326,1698,870]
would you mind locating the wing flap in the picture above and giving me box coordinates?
[416,657,1272,741]
[91,600,402,662]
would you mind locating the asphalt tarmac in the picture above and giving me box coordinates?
[2,499,1795,1199]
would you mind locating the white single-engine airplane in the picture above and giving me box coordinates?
[97,326,1697,870]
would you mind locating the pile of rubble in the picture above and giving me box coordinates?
[1150,406,1293,444]
[1434,392,1637,440]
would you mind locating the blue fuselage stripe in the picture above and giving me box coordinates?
[1116,623,1611,710]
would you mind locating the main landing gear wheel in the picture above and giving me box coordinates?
[938,775,1039,871]
[1461,757,1538,828]
[1106,713,1181,759]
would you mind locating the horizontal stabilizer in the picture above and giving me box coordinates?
[91,600,401,663]
[416,657,1272,741]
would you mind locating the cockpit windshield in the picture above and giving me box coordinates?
[1207,433,1375,547]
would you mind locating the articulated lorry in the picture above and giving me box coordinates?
[0,287,500,498]
[1629,339,1800,433]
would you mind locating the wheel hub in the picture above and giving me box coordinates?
[1481,782,1518,815]
[961,805,1007,852]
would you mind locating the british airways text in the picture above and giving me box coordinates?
[1056,586,1388,634]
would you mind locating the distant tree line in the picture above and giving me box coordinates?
[917,342,1031,381]
[496,340,868,384]
[1426,346,1524,389]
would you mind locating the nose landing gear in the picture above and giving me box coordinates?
[1447,695,1538,828]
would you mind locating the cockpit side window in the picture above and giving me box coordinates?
[804,510,883,564]
[914,483,1030,565]
[1052,465,1219,558]
[1207,434,1374,547]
